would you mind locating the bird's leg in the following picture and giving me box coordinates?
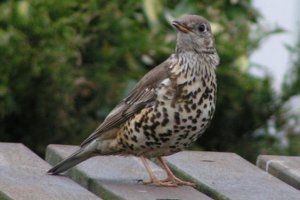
[140,156,157,184]
[158,157,195,186]
[140,156,177,187]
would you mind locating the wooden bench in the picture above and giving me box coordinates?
[0,143,99,200]
[1,142,299,200]
[257,155,300,190]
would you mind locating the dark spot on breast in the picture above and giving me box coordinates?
[161,118,169,126]
[124,134,129,140]
[135,121,142,128]
[179,106,183,112]
[183,143,189,147]
[131,135,138,142]
[163,112,168,118]
[143,125,149,130]
[150,114,156,123]
[145,141,154,146]
[134,124,140,132]
[129,144,134,150]
[191,103,197,110]
[179,133,189,139]
[144,131,151,140]
[156,112,161,118]
[184,92,192,99]
[196,109,202,118]
[159,132,172,137]
[198,96,204,105]
[150,121,159,132]
[202,78,206,87]
[174,112,180,124]
[151,134,159,142]
[161,138,170,142]
[162,107,167,113]
[118,138,124,145]
[184,104,191,113]
[193,91,197,98]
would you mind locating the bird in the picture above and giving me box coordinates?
[48,14,220,187]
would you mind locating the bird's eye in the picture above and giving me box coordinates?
[198,24,206,32]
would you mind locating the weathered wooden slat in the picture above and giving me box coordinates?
[164,151,300,200]
[46,144,212,200]
[257,155,300,190]
[0,143,100,200]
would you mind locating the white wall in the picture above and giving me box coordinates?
[250,0,299,92]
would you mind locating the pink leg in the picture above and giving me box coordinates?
[158,157,195,186]
[140,156,177,187]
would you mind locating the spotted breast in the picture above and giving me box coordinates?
[116,51,218,157]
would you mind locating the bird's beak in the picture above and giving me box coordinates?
[172,20,191,33]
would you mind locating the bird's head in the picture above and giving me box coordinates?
[172,15,215,55]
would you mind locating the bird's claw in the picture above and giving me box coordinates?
[143,179,178,187]
[143,177,195,187]
[161,177,196,187]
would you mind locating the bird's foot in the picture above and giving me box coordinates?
[156,157,196,187]
[143,176,195,187]
[143,178,178,187]
[161,176,196,187]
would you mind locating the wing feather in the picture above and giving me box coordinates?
[80,57,172,147]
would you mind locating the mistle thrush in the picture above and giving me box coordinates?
[48,15,220,187]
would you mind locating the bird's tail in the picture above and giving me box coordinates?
[47,148,92,175]
[47,139,117,175]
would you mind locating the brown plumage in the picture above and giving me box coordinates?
[48,14,219,187]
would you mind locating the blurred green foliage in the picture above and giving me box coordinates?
[0,0,286,160]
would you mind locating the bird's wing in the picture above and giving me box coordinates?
[80,57,172,147]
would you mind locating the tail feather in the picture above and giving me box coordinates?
[47,148,91,175]
[47,139,116,175]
